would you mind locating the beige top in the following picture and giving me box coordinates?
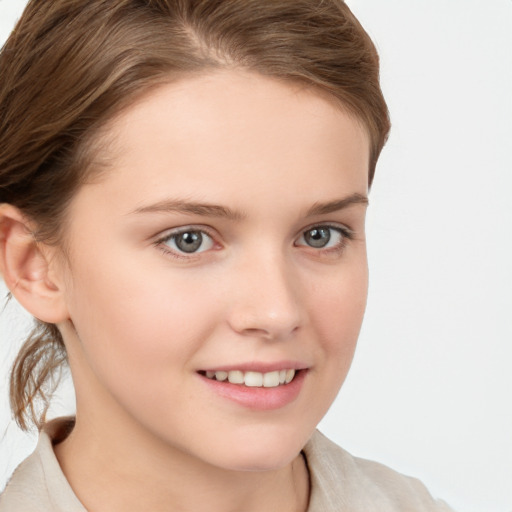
[0,418,453,511]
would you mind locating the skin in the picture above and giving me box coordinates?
[19,70,370,511]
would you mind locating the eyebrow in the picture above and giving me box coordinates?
[305,193,368,216]
[130,193,368,220]
[131,200,244,221]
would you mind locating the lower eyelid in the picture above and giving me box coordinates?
[295,225,353,247]
[154,227,218,256]
[154,224,353,257]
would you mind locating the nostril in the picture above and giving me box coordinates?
[238,325,300,341]
[242,327,269,336]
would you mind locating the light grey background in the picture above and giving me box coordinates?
[1,1,511,511]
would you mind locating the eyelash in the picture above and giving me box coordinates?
[154,224,354,260]
[294,224,354,254]
[154,226,218,260]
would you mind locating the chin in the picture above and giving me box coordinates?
[216,447,301,473]
[197,422,315,472]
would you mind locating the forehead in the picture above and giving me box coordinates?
[80,70,369,215]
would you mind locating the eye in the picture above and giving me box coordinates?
[159,229,215,254]
[295,225,351,250]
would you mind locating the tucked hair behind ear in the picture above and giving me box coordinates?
[8,324,67,430]
[0,0,389,430]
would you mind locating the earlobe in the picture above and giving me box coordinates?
[0,204,69,323]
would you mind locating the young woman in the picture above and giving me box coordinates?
[0,1,453,510]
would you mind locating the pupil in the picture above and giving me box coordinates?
[306,227,330,248]
[176,232,202,253]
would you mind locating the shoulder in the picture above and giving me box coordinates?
[0,448,48,512]
[304,430,454,512]
[0,418,84,512]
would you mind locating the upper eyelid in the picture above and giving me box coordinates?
[154,226,218,259]
[293,225,353,255]
[296,222,354,238]
[152,222,354,247]
[154,224,218,242]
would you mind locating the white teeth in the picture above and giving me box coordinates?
[205,369,297,387]
[227,370,244,384]
[285,369,295,384]
[244,371,263,387]
[263,371,280,388]
[215,371,228,381]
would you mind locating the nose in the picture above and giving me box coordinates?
[226,252,303,341]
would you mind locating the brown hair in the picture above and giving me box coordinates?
[0,0,390,430]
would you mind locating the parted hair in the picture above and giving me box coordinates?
[0,0,390,430]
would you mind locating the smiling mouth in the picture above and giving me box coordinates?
[198,369,297,388]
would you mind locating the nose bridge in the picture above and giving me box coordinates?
[228,245,302,340]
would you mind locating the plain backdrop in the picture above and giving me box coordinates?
[1,1,511,511]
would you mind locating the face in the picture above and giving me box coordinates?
[57,70,370,472]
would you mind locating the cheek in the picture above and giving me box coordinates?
[311,257,368,342]
[306,258,368,385]
[63,255,221,395]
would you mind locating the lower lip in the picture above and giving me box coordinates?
[199,370,307,411]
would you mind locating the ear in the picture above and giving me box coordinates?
[0,204,69,323]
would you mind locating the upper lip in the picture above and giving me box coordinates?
[199,361,308,373]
